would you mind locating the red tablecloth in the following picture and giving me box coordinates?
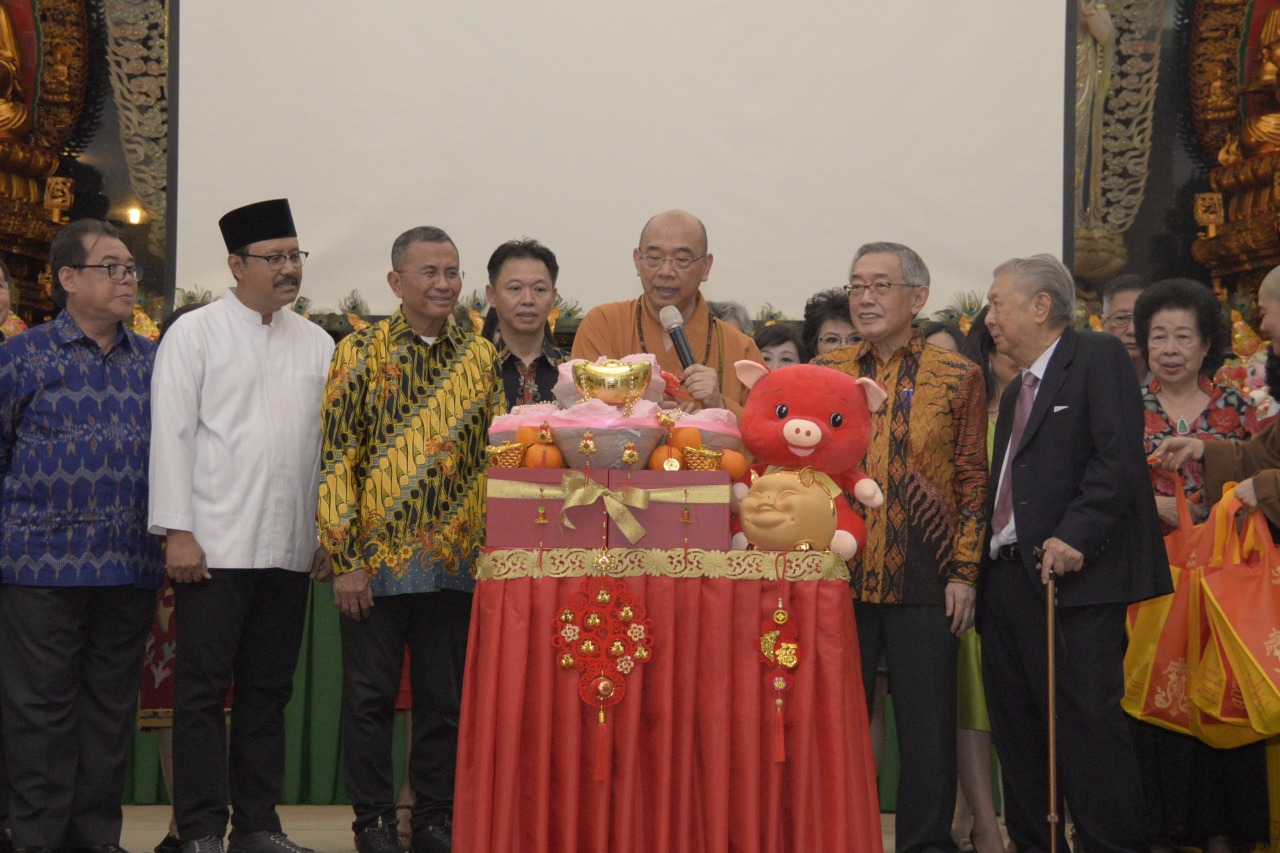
[455,548,882,853]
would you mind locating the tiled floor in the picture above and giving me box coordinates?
[120,805,966,852]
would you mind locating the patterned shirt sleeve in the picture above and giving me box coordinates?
[948,362,990,584]
[318,331,373,575]
[0,343,20,487]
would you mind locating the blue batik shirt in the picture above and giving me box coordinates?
[0,310,162,588]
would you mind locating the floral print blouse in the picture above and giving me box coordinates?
[1142,375,1254,531]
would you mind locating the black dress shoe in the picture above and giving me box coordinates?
[179,836,225,853]
[410,823,450,853]
[153,837,182,853]
[225,834,313,853]
[354,821,400,853]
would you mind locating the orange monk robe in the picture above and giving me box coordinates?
[570,294,763,420]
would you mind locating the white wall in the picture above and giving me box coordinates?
[174,2,1066,320]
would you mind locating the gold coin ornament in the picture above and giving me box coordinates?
[551,576,656,729]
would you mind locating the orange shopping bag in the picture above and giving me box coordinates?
[1201,503,1280,736]
[1122,563,1192,734]
[1123,474,1196,734]
[1187,492,1268,746]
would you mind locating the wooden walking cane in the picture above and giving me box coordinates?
[1038,545,1060,853]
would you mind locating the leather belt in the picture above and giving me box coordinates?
[996,544,1022,562]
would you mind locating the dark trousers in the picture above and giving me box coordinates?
[0,584,153,848]
[340,590,472,833]
[173,569,310,841]
[855,600,958,853]
[980,561,1149,853]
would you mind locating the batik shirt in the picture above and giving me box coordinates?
[0,311,161,587]
[493,332,564,408]
[813,332,988,605]
[318,310,506,595]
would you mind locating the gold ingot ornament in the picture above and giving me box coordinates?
[572,359,652,414]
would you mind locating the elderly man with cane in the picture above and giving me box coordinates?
[979,254,1169,852]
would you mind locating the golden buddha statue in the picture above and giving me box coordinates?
[0,3,31,140]
[1220,9,1280,165]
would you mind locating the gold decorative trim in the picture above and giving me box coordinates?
[103,0,167,256]
[1188,0,1249,165]
[33,0,90,153]
[477,548,851,582]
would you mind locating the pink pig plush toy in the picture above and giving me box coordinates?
[731,361,886,559]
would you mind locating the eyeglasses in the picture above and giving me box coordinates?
[240,251,309,270]
[844,280,915,298]
[70,263,143,282]
[638,253,707,271]
[1105,312,1133,329]
[394,267,465,284]
[818,333,861,348]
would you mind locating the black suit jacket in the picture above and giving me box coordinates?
[980,328,1171,608]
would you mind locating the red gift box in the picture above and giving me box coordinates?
[485,469,609,549]
[605,470,731,550]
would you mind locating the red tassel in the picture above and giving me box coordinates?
[774,698,786,763]
[594,706,611,782]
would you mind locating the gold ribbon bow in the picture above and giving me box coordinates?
[559,471,648,543]
[487,472,734,545]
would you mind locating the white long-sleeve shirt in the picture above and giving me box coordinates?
[148,292,335,572]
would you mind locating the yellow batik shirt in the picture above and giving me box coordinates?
[318,310,506,595]
[813,331,988,605]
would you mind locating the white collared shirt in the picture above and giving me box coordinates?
[989,335,1061,557]
[148,292,336,571]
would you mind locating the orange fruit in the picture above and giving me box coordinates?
[668,427,702,450]
[647,445,683,471]
[523,443,564,468]
[515,425,541,445]
[719,449,748,480]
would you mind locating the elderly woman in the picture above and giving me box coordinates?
[752,322,806,369]
[1135,278,1251,528]
[943,307,1016,853]
[1133,277,1266,853]
[802,287,859,358]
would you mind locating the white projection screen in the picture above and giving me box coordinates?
[171,3,1068,320]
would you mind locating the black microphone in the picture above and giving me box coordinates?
[658,305,696,369]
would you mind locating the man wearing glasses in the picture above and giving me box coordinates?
[570,209,762,417]
[319,227,504,853]
[0,219,160,853]
[812,241,988,852]
[149,199,335,853]
[1101,273,1150,380]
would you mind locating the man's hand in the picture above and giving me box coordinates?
[681,363,723,410]
[1151,436,1205,471]
[1037,537,1084,584]
[944,581,975,635]
[311,546,334,582]
[333,570,374,621]
[1236,477,1258,509]
[166,530,210,583]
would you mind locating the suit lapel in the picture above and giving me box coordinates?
[1016,328,1075,455]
